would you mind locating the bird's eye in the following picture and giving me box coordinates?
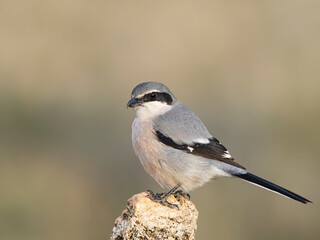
[151,93,156,98]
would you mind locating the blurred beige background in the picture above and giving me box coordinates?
[1,1,319,240]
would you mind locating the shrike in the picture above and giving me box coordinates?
[127,82,311,208]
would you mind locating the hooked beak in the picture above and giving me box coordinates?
[127,97,142,108]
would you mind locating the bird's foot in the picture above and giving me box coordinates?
[146,189,179,209]
[146,184,181,209]
[174,190,191,201]
[146,190,165,199]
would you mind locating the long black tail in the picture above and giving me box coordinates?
[234,172,311,204]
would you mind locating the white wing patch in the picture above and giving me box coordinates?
[193,138,210,144]
[187,146,194,152]
[222,151,233,159]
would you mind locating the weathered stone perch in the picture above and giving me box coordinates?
[110,192,199,240]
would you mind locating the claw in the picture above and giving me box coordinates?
[174,190,191,201]
[145,185,181,209]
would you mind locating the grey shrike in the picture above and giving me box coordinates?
[127,82,311,208]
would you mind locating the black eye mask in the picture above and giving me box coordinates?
[141,92,173,105]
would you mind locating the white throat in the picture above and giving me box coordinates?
[134,101,172,119]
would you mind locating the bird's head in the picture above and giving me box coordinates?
[127,82,177,119]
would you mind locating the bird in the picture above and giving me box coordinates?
[127,82,311,208]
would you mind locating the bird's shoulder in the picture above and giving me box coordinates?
[153,103,212,145]
[154,103,246,170]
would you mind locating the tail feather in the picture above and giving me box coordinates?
[234,172,311,204]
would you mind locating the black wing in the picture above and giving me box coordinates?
[155,130,246,170]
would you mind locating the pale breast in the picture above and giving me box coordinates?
[132,118,163,180]
[131,118,216,191]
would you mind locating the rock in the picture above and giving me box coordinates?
[110,192,199,240]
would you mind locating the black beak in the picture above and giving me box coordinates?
[127,98,142,108]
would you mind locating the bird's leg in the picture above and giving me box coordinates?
[145,190,165,199]
[146,184,181,209]
[174,190,191,201]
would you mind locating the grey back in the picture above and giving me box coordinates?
[153,103,212,145]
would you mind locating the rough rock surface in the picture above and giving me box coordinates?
[110,192,199,240]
